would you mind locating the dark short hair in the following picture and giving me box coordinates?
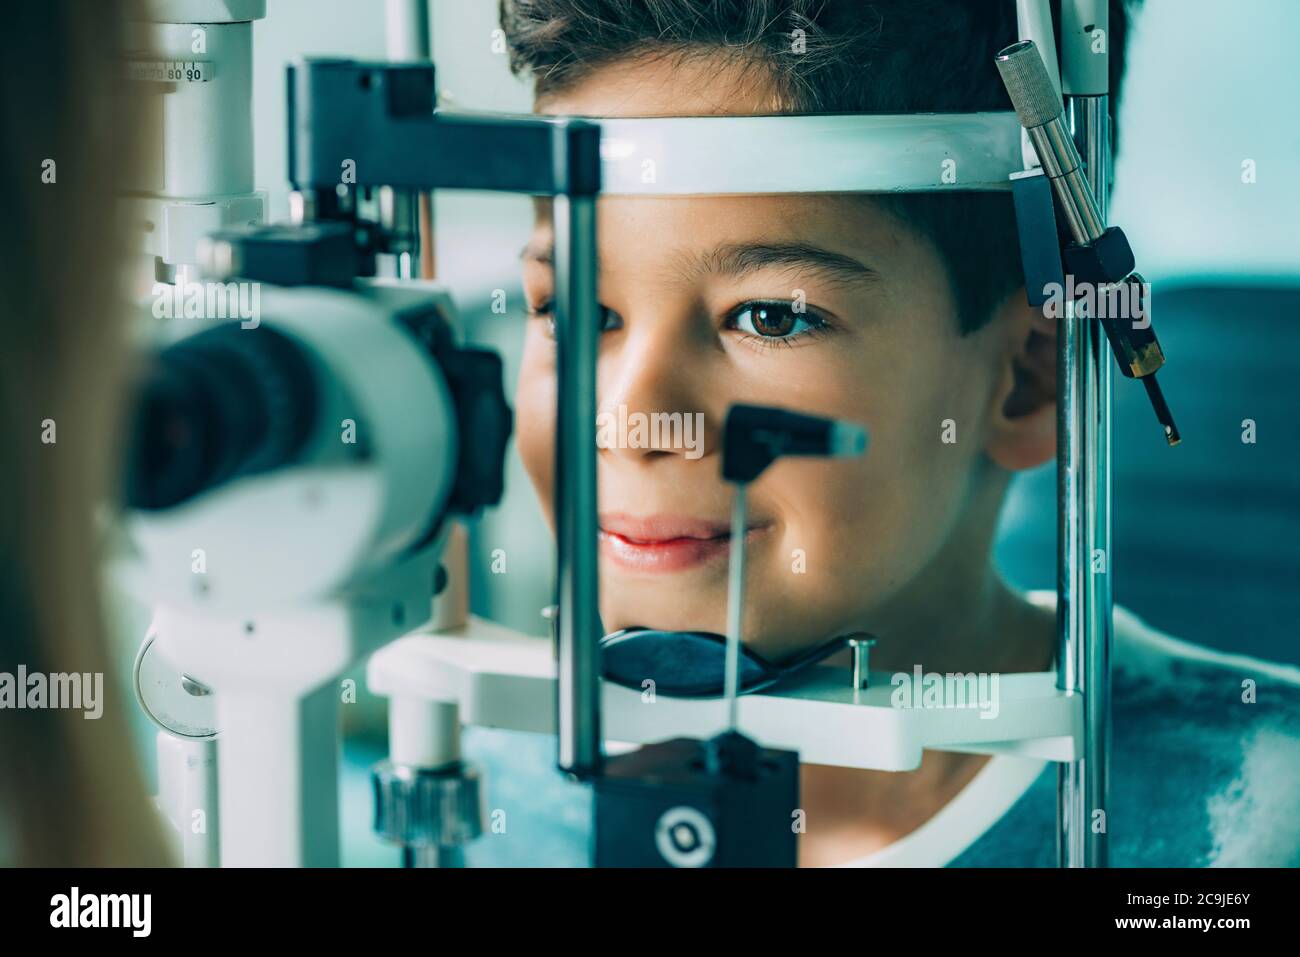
[499,0,1137,333]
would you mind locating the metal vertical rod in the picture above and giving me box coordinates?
[724,484,748,730]
[403,845,464,868]
[1056,276,1085,869]
[384,0,431,59]
[553,192,603,776]
[383,0,434,279]
[1057,95,1113,868]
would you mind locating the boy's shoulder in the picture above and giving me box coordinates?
[1024,587,1300,694]
[976,592,1300,867]
[1111,599,1300,692]
[1104,597,1300,742]
[1109,600,1300,866]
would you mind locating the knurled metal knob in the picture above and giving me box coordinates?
[372,760,485,848]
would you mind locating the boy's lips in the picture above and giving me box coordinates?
[598,513,770,572]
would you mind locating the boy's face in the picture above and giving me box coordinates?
[516,54,1046,660]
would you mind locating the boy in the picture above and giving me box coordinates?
[490,0,1300,866]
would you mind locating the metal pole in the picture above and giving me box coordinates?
[724,484,748,730]
[384,0,430,59]
[1057,94,1112,869]
[383,0,433,279]
[553,190,603,776]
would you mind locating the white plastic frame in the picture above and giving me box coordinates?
[595,112,1026,195]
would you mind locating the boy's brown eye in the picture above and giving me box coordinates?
[748,304,795,336]
[729,300,828,342]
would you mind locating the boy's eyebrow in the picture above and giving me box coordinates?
[689,241,879,287]
[519,239,878,287]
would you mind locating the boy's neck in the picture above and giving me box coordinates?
[869,572,1056,676]
[859,467,1056,677]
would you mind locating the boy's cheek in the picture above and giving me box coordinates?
[736,551,880,659]
[514,357,557,523]
[770,460,942,601]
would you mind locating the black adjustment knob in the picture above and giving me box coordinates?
[722,404,867,484]
[442,348,513,514]
[1061,225,1135,286]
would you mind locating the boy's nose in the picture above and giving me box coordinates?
[597,327,719,460]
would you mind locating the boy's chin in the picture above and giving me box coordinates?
[599,608,721,637]
[598,594,822,653]
[599,591,726,637]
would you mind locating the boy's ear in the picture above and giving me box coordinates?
[985,288,1057,471]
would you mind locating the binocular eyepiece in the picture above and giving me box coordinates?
[123,325,319,511]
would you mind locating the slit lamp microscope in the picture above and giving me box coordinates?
[119,0,1177,869]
